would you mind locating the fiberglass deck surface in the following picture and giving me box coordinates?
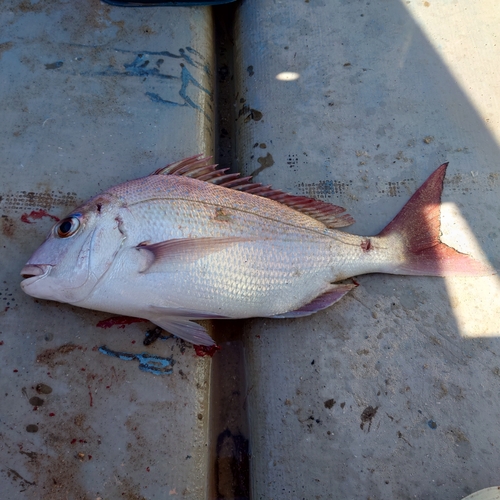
[232,1,500,499]
[0,2,214,498]
[1,1,500,500]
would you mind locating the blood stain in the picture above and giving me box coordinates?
[20,209,60,224]
[361,238,372,252]
[194,344,221,357]
[96,316,149,329]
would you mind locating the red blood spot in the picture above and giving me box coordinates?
[92,346,98,351]
[79,439,87,443]
[106,386,110,389]
[88,385,93,407]
[49,413,55,417]
[256,335,260,339]
[351,278,360,287]
[146,467,150,472]
[194,344,221,357]
[71,439,77,444]
[33,406,38,411]
[13,369,18,373]
[88,455,92,460]
[47,372,53,378]
[96,316,149,329]
[360,238,372,252]
[3,307,8,312]
[20,209,60,224]
[0,341,3,346]
[131,340,136,344]
[81,368,86,371]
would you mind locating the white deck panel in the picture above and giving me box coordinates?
[0,2,214,499]
[233,1,500,498]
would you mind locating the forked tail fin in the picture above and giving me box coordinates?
[378,163,494,277]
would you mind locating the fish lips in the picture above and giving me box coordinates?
[20,264,52,289]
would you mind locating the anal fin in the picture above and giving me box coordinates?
[269,283,356,319]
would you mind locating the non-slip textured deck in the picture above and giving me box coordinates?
[1,1,500,499]
[232,1,500,498]
[0,2,214,498]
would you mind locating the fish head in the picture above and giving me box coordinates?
[20,194,126,304]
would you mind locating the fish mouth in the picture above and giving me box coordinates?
[20,264,52,284]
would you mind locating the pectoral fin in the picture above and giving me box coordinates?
[269,283,356,318]
[137,237,250,273]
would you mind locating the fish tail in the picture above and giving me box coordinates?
[377,163,493,277]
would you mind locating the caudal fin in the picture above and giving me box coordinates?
[378,163,494,277]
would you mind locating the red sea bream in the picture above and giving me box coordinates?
[20,156,493,345]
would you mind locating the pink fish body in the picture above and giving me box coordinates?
[20,156,492,345]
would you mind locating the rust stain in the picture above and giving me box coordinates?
[0,41,13,60]
[1,215,15,237]
[36,344,84,367]
[250,153,275,178]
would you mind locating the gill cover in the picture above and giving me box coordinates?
[21,200,126,304]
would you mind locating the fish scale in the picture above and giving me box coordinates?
[21,156,494,346]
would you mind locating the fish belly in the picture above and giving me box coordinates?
[79,236,341,319]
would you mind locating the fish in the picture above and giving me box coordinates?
[20,156,494,346]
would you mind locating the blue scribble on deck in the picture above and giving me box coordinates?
[122,54,177,80]
[70,44,212,121]
[115,46,211,75]
[146,64,212,121]
[98,345,174,375]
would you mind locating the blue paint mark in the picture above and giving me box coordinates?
[186,47,202,57]
[65,44,212,120]
[98,345,174,375]
[114,46,210,75]
[123,54,177,80]
[427,419,437,429]
[66,43,209,74]
[178,48,210,76]
[146,64,212,122]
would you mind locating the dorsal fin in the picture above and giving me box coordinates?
[151,155,355,228]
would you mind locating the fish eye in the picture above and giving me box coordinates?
[55,216,80,238]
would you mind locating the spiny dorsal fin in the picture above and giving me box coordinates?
[152,154,355,228]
